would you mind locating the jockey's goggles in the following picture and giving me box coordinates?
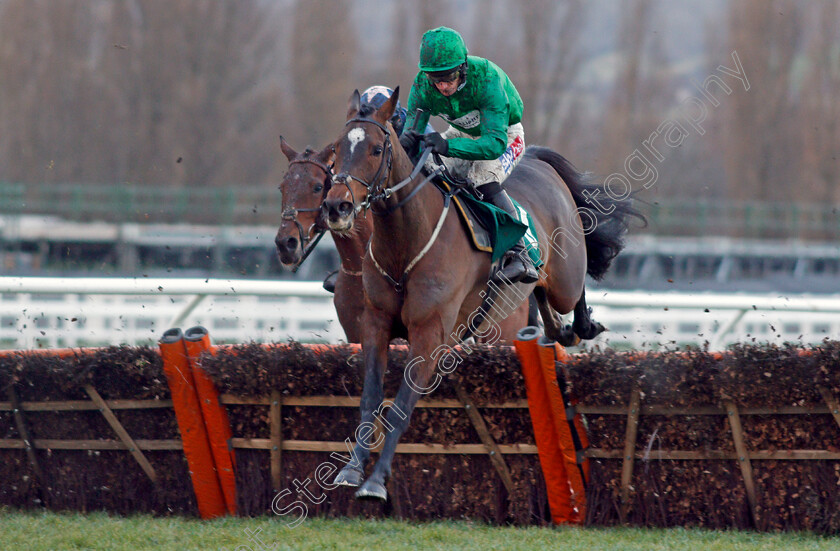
[426,69,460,84]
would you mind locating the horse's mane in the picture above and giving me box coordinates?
[358,104,377,118]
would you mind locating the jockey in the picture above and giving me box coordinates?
[399,27,538,284]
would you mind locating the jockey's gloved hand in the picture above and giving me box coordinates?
[399,130,421,156]
[390,113,405,136]
[423,132,448,156]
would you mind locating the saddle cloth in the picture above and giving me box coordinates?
[434,180,543,267]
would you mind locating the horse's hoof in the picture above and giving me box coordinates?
[354,479,387,502]
[333,465,365,487]
[575,321,606,341]
[556,324,579,347]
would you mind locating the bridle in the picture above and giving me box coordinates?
[331,117,394,214]
[330,116,448,292]
[332,117,441,217]
[281,156,333,272]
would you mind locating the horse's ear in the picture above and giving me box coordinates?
[346,90,361,120]
[377,86,399,122]
[279,135,297,161]
[317,142,335,166]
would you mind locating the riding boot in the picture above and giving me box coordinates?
[482,184,539,285]
[322,269,338,294]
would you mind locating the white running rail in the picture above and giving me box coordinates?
[0,277,336,349]
[0,277,838,351]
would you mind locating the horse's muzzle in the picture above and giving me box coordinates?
[323,198,356,231]
[275,231,301,266]
[332,173,351,186]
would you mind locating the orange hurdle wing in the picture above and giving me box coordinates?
[513,326,574,524]
[158,328,227,519]
[184,326,237,516]
[537,335,588,522]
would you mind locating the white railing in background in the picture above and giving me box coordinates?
[0,277,337,349]
[585,291,840,350]
[1,277,838,351]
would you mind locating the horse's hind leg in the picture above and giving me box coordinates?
[533,286,578,346]
[527,291,540,328]
[572,288,606,340]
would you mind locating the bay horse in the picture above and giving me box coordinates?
[321,87,642,501]
[275,137,369,343]
[275,137,532,344]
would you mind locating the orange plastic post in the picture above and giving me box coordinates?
[513,326,574,524]
[537,336,588,522]
[184,326,237,515]
[554,341,591,480]
[158,328,227,519]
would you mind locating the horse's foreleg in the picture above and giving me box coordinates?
[527,291,540,328]
[354,376,424,501]
[572,288,606,340]
[333,312,390,487]
[355,323,444,501]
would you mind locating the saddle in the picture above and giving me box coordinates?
[434,179,542,267]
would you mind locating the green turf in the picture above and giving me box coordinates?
[1,509,837,551]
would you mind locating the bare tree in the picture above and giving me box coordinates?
[719,0,803,204]
[290,0,356,148]
[385,2,418,93]
[104,1,287,188]
[800,1,840,205]
[597,0,655,176]
[517,0,587,149]
[0,0,286,188]
[0,0,105,184]
[2,0,836,235]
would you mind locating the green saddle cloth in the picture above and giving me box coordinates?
[455,192,543,268]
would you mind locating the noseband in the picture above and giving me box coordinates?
[281,157,333,271]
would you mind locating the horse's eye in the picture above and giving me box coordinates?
[372,145,383,156]
[313,184,323,193]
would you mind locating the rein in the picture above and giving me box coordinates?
[369,148,442,216]
[282,157,333,273]
[332,118,444,216]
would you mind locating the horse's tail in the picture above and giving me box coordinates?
[525,146,646,281]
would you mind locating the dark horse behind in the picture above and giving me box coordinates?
[321,87,643,500]
[274,137,371,343]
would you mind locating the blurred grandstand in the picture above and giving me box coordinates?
[1,180,838,294]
